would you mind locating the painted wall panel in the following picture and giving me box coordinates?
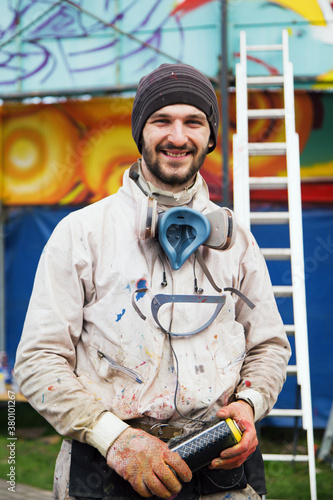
[1,90,332,206]
[1,1,332,94]
[229,0,333,86]
[0,0,221,94]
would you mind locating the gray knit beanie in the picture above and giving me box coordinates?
[131,63,219,153]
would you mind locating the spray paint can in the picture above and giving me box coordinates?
[168,418,242,472]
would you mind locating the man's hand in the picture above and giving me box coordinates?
[209,401,258,470]
[106,427,192,498]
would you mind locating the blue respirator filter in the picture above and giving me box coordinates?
[158,207,211,270]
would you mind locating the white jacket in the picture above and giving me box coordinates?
[15,163,291,458]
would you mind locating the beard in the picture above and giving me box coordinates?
[141,139,209,188]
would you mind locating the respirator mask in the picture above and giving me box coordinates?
[135,196,236,270]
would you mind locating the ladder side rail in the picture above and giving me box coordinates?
[233,66,250,227]
[283,29,312,423]
[232,134,243,221]
[318,401,333,462]
[282,28,305,387]
[283,30,317,500]
[234,30,250,228]
[287,135,317,500]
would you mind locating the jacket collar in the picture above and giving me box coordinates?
[124,161,210,212]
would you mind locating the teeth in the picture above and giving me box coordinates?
[165,151,188,157]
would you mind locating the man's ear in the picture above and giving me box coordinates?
[208,137,214,148]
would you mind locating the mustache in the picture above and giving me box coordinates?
[156,142,196,153]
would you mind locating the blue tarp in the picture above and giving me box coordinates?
[4,206,333,428]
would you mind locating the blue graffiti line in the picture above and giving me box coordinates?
[0,0,184,87]
[116,308,125,322]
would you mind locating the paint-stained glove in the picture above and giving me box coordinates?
[106,427,192,498]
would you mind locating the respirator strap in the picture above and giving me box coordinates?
[224,287,256,310]
[194,251,255,310]
[194,250,222,293]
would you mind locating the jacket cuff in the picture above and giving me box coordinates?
[235,389,265,422]
[86,412,129,457]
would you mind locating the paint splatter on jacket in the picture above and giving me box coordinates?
[15,163,291,457]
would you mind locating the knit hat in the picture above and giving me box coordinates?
[131,63,219,154]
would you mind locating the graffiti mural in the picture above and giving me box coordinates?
[229,0,333,86]
[1,90,332,205]
[0,1,332,206]
[0,0,220,94]
[1,0,332,95]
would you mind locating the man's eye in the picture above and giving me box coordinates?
[187,120,203,126]
[153,119,168,124]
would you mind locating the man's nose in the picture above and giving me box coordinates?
[168,121,188,146]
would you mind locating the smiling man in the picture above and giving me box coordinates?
[15,64,290,500]
[140,104,213,190]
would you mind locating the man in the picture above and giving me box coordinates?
[15,63,291,500]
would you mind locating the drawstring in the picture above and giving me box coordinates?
[193,254,203,294]
[158,254,168,287]
[194,250,256,309]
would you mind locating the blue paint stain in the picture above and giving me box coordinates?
[136,278,148,300]
[124,284,131,293]
[42,394,44,403]
[116,309,125,322]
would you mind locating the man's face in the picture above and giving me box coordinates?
[140,104,214,192]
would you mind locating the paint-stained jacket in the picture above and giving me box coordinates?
[14,163,291,458]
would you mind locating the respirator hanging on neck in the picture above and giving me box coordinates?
[135,196,236,270]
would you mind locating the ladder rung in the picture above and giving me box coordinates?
[268,408,303,418]
[261,248,291,260]
[263,453,309,462]
[246,44,283,52]
[249,177,288,189]
[250,212,289,224]
[285,324,295,336]
[248,142,286,156]
[247,76,284,85]
[248,109,285,119]
[273,285,293,297]
[287,365,297,375]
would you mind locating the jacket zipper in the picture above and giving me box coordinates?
[97,350,143,384]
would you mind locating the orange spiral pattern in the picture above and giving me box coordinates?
[1,105,80,204]
[0,93,316,205]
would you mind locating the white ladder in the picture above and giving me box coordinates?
[232,30,317,500]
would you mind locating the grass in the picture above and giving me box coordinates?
[259,426,333,499]
[0,402,62,491]
[0,403,332,498]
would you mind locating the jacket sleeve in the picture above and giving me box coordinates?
[14,217,128,457]
[232,225,292,421]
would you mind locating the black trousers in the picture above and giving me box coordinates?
[69,440,266,500]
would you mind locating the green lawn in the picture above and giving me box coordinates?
[259,426,332,499]
[0,403,332,498]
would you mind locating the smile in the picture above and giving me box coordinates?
[163,151,190,158]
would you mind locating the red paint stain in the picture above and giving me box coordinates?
[171,0,215,17]
[214,335,218,339]
[245,380,251,387]
[48,385,56,391]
